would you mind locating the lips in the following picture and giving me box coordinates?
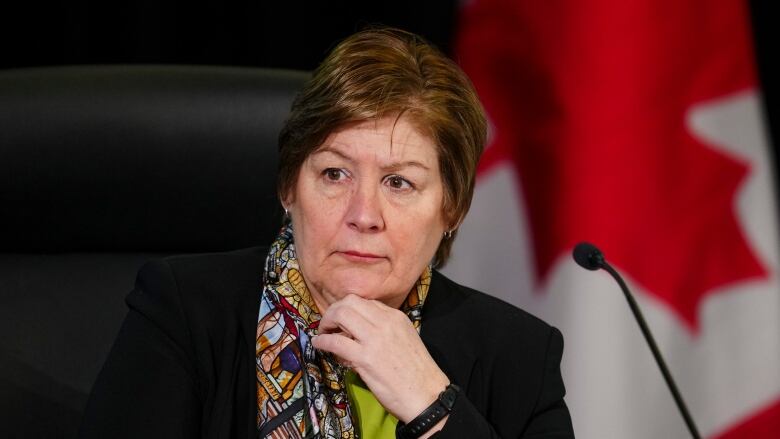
[343,250,381,258]
[338,250,385,263]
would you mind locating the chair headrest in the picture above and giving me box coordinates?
[0,65,309,252]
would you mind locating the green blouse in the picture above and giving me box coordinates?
[345,371,398,438]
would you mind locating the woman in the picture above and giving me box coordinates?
[80,28,574,438]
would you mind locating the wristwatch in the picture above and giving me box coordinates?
[396,383,460,439]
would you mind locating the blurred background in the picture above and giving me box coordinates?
[1,0,778,438]
[1,0,777,185]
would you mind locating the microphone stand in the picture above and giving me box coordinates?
[601,261,702,439]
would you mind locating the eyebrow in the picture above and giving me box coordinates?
[312,146,431,171]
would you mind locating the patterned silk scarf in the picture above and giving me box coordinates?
[256,225,431,438]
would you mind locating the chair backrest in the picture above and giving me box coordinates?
[0,65,308,438]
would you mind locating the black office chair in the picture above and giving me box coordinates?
[0,65,308,438]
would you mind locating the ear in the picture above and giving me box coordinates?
[446,212,464,233]
[279,188,295,210]
[280,194,293,224]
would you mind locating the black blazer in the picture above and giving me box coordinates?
[80,247,574,438]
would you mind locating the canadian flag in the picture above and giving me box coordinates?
[446,0,780,437]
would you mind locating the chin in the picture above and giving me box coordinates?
[326,268,394,303]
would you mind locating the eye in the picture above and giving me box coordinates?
[384,175,414,190]
[323,168,348,181]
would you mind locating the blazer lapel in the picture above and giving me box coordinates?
[420,271,479,392]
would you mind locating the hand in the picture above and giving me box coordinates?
[311,294,450,424]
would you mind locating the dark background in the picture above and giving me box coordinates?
[1,0,777,175]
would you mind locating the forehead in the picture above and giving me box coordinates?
[313,117,438,165]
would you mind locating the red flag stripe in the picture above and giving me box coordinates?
[712,399,780,439]
[456,0,768,332]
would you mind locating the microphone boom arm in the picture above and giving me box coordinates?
[601,261,702,439]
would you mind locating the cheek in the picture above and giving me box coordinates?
[294,178,343,227]
[291,181,349,264]
[392,205,445,259]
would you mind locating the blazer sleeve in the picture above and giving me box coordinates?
[79,259,202,439]
[434,327,574,438]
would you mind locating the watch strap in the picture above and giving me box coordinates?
[396,383,460,439]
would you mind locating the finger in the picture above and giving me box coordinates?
[311,333,362,366]
[318,297,376,340]
[358,295,410,323]
[336,294,388,321]
[368,297,392,311]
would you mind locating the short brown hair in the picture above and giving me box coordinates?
[277,27,487,268]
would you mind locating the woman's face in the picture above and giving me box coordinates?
[286,115,447,311]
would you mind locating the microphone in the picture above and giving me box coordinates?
[572,242,604,271]
[572,242,701,439]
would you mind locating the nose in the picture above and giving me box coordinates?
[345,179,385,233]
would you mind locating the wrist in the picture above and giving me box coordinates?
[417,415,448,439]
[398,373,450,423]
[396,383,460,439]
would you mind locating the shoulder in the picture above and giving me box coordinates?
[149,245,267,281]
[147,246,267,295]
[423,270,562,372]
[135,246,267,302]
[426,269,555,338]
[128,246,267,341]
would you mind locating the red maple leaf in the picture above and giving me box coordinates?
[456,0,768,331]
